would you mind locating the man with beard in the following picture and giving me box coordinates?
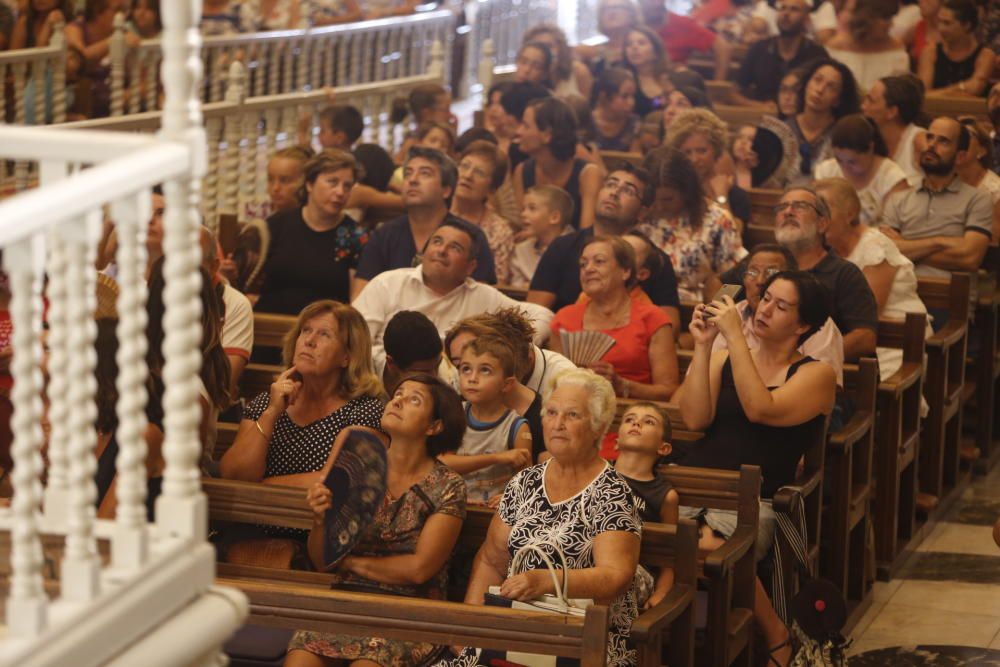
[527,164,681,328]
[882,117,992,283]
[732,0,829,106]
[774,186,878,361]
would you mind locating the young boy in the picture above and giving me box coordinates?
[615,401,680,608]
[509,185,574,289]
[298,103,365,152]
[439,334,532,506]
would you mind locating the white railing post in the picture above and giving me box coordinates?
[110,190,152,570]
[5,235,48,637]
[478,38,496,94]
[428,39,444,82]
[155,0,208,540]
[60,213,101,603]
[52,24,67,123]
[110,12,126,116]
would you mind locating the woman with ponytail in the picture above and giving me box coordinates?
[814,114,909,226]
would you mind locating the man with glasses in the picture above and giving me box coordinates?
[351,146,497,300]
[774,186,878,360]
[527,165,681,328]
[711,243,845,386]
[882,117,992,284]
[731,0,829,107]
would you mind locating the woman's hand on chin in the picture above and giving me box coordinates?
[269,365,303,411]
[499,570,553,601]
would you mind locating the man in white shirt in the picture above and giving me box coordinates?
[353,218,553,373]
[753,0,838,43]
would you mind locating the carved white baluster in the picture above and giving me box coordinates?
[239,111,257,221]
[265,107,280,154]
[282,40,294,94]
[266,43,279,95]
[110,192,151,570]
[61,215,100,602]
[13,62,27,190]
[110,12,126,116]
[429,40,444,82]
[31,61,45,125]
[297,35,309,92]
[374,30,387,82]
[204,116,223,230]
[350,33,364,85]
[156,0,208,539]
[479,38,495,93]
[128,44,142,114]
[336,36,348,85]
[5,236,47,637]
[145,49,161,111]
[0,63,7,124]
[310,35,323,89]
[210,51,225,103]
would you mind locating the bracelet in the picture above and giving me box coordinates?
[254,419,268,438]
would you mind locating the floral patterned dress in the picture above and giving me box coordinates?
[479,207,515,285]
[498,462,642,667]
[639,203,742,301]
[288,461,467,665]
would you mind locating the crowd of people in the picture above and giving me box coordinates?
[7,0,1000,665]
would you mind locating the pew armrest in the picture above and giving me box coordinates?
[630,583,695,640]
[878,361,922,397]
[704,525,755,578]
[827,410,872,452]
[925,320,966,350]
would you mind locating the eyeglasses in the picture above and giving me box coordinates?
[602,179,641,199]
[745,267,781,280]
[773,200,819,215]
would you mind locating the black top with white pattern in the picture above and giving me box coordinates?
[244,391,384,478]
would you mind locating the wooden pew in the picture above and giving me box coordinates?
[822,358,878,630]
[924,95,988,123]
[917,273,972,515]
[747,188,781,228]
[657,465,761,667]
[253,312,297,349]
[225,577,613,667]
[599,150,644,169]
[205,480,700,667]
[872,312,927,580]
[966,270,1000,474]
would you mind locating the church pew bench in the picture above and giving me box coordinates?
[822,358,878,630]
[965,271,1000,474]
[222,577,612,667]
[656,465,762,667]
[253,312,297,350]
[206,482,700,667]
[916,274,972,515]
[923,95,989,124]
[872,312,927,580]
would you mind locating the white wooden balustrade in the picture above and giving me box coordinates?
[0,24,67,127]
[0,2,246,665]
[60,41,446,231]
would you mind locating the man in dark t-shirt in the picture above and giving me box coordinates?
[527,166,681,326]
[351,146,496,299]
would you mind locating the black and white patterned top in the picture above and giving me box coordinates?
[244,391,384,478]
[499,461,642,667]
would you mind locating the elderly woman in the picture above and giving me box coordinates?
[677,270,836,667]
[221,300,384,489]
[256,149,369,315]
[450,140,516,284]
[462,368,641,667]
[549,236,678,461]
[669,108,752,229]
[639,148,743,301]
[514,97,603,231]
[816,178,930,380]
[286,375,467,667]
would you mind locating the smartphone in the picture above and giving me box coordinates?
[710,283,744,304]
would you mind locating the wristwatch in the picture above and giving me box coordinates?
[716,194,728,205]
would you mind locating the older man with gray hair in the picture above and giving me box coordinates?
[773,185,878,361]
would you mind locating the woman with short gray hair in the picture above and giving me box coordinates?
[460,369,642,667]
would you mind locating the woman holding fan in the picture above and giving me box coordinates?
[286,374,467,667]
[549,236,678,457]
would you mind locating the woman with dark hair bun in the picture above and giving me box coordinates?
[787,58,861,179]
[917,0,994,96]
[513,97,603,230]
[862,74,926,186]
[814,114,909,226]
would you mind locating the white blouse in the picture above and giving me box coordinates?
[815,157,908,226]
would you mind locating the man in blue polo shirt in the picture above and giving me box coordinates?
[527,164,681,327]
[350,146,496,299]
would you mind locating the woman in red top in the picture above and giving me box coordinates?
[550,236,678,459]
[550,235,678,401]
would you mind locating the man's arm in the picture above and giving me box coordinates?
[882,227,949,262]
[920,231,991,272]
[842,328,877,362]
[712,36,732,81]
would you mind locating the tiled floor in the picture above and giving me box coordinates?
[846,464,1000,664]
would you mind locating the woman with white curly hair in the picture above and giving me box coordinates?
[459,368,642,667]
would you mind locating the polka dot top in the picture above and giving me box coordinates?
[244,391,385,478]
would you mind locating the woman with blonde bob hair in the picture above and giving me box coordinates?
[221,300,384,488]
[458,368,641,667]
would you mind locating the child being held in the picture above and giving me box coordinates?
[614,401,680,608]
[439,334,532,505]
[509,184,574,289]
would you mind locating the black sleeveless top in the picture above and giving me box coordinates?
[621,473,674,523]
[932,43,984,94]
[523,158,588,230]
[682,356,827,498]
